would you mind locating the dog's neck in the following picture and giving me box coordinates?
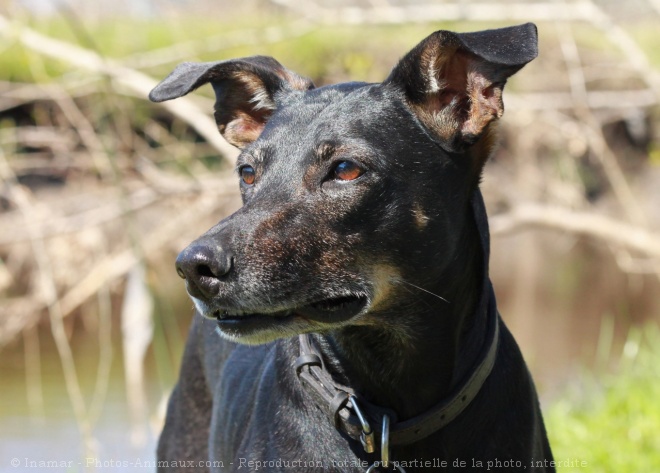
[312,193,489,420]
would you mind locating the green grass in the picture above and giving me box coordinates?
[546,323,660,472]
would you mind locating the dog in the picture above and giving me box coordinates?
[149,23,554,472]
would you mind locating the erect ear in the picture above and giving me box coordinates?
[149,56,314,148]
[385,23,537,156]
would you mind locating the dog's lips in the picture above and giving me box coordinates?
[296,295,369,322]
[213,295,368,333]
[214,308,293,323]
[214,310,295,335]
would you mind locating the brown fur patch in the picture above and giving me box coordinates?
[214,67,312,148]
[410,46,506,154]
[220,110,269,148]
[412,203,430,230]
[213,73,273,149]
[368,264,401,311]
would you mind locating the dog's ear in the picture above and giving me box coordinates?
[149,56,314,148]
[385,23,537,156]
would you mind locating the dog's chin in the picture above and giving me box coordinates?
[192,295,370,345]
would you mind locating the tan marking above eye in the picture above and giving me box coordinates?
[412,203,430,229]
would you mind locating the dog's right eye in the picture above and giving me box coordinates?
[332,161,364,181]
[240,165,256,185]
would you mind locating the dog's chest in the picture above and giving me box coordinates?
[208,343,368,472]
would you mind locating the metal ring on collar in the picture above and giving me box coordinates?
[381,415,390,467]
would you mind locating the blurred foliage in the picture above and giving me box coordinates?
[0,17,461,84]
[546,323,660,472]
[4,15,660,86]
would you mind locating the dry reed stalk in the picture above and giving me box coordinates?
[555,19,647,226]
[0,147,98,458]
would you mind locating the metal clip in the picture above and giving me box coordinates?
[361,430,376,454]
[349,395,375,453]
[364,415,407,472]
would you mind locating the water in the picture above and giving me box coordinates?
[0,317,168,473]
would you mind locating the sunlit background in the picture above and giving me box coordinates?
[0,0,659,471]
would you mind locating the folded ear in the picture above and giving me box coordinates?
[385,23,537,156]
[149,56,314,148]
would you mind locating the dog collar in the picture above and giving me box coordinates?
[294,288,500,450]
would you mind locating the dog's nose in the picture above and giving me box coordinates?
[175,243,233,299]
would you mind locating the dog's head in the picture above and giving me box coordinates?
[150,24,537,344]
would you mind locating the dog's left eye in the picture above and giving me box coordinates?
[333,161,364,181]
[239,165,256,185]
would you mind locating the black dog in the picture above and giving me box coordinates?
[150,23,554,472]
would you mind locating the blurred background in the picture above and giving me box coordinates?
[0,0,658,471]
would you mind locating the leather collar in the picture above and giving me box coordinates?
[294,283,500,448]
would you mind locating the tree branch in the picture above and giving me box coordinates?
[491,204,660,258]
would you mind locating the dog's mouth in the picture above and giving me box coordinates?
[296,295,369,321]
[212,295,368,335]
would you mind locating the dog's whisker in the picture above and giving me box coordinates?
[397,283,438,313]
[397,279,450,304]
